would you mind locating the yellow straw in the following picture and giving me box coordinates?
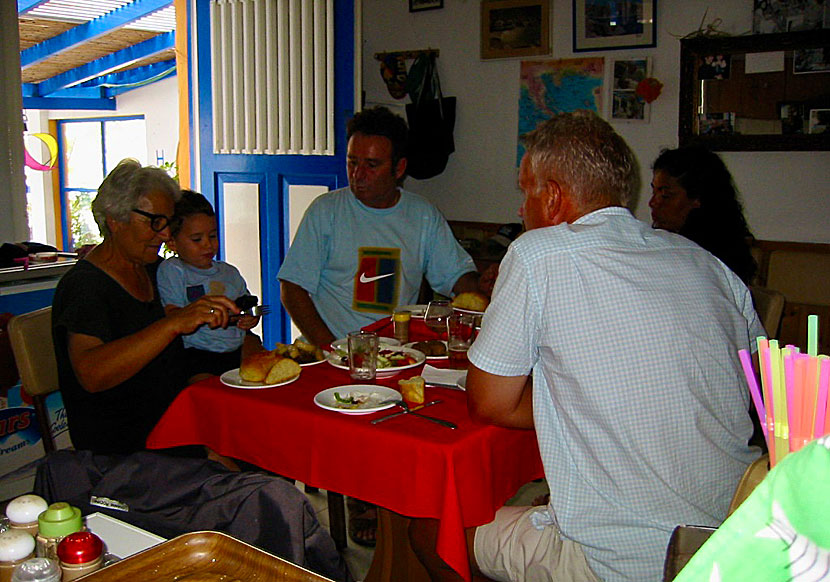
[769,340,788,464]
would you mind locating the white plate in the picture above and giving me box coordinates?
[331,336,401,351]
[314,385,402,415]
[219,368,300,389]
[299,358,326,367]
[397,304,427,318]
[326,345,426,379]
[456,374,467,390]
[452,306,485,316]
[403,340,448,360]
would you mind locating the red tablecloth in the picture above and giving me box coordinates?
[146,332,542,581]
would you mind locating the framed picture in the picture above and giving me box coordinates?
[698,112,735,136]
[794,47,830,73]
[779,102,806,134]
[698,54,731,80]
[481,0,551,60]
[574,0,656,52]
[808,108,830,134]
[410,0,443,12]
[752,0,829,34]
[611,57,650,122]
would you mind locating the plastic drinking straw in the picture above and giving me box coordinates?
[783,349,798,451]
[794,354,810,446]
[739,349,767,439]
[816,356,829,438]
[807,315,818,357]
[769,340,789,464]
[757,338,776,464]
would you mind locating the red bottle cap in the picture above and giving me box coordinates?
[56,532,103,564]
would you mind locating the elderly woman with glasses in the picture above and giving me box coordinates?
[51,159,239,455]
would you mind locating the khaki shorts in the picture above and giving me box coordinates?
[474,506,600,582]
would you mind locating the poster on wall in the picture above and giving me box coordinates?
[752,0,829,33]
[611,58,650,122]
[518,58,605,164]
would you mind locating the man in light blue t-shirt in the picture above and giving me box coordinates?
[278,106,481,347]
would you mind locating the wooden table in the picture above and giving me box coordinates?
[146,349,542,581]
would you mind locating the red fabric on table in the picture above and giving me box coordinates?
[362,316,445,342]
[147,362,542,581]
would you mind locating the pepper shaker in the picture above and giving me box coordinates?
[35,503,82,561]
[5,497,47,538]
[0,530,36,582]
[57,532,103,581]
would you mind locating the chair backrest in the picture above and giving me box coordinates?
[8,307,59,453]
[750,285,786,339]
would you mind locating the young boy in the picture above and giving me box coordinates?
[157,190,261,381]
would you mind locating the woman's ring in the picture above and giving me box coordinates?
[209,308,215,314]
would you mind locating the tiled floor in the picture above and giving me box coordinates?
[297,478,549,581]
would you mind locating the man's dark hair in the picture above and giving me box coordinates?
[346,106,409,168]
[171,189,215,236]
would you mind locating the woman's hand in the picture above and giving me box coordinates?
[166,295,240,335]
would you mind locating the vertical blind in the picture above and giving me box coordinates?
[210,0,334,155]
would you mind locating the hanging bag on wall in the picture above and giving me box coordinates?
[405,54,456,180]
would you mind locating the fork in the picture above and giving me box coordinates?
[229,305,270,322]
[396,401,457,429]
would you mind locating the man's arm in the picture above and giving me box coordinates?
[452,271,481,295]
[280,280,336,347]
[466,364,534,429]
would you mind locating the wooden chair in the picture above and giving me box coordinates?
[750,285,786,339]
[7,306,59,454]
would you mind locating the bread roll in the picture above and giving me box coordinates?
[398,376,425,404]
[239,350,279,382]
[264,357,302,384]
[452,291,489,312]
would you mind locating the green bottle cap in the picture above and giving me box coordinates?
[37,503,82,538]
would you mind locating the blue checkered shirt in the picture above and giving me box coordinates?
[469,207,764,581]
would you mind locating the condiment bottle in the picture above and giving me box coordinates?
[35,503,82,561]
[0,530,36,582]
[5,497,47,538]
[393,309,411,344]
[10,557,61,582]
[56,532,103,581]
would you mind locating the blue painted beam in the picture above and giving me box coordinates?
[37,32,174,96]
[78,59,176,89]
[20,0,173,68]
[23,97,116,111]
[22,84,106,98]
[17,0,50,13]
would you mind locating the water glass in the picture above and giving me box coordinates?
[424,300,452,336]
[347,331,379,381]
[447,313,474,370]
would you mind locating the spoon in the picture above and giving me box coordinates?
[395,400,457,429]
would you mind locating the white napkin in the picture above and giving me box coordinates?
[421,364,466,390]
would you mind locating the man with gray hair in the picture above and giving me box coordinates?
[411,111,763,581]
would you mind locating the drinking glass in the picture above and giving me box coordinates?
[424,300,452,337]
[447,313,474,370]
[347,331,379,381]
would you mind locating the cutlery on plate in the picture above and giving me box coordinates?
[394,400,457,429]
[371,399,441,425]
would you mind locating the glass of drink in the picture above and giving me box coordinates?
[424,300,452,337]
[447,313,474,370]
[347,331,379,381]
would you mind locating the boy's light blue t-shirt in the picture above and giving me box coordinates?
[277,187,476,339]
[157,257,249,353]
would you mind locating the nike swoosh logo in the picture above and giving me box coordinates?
[359,272,395,283]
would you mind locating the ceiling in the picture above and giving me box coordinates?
[18,0,177,110]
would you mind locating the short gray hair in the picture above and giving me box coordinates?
[92,158,181,238]
[521,111,638,211]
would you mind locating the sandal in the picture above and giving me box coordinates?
[347,499,377,548]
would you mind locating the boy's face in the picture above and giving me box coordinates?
[169,213,219,269]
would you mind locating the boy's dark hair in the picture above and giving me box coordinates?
[346,106,409,169]
[171,189,215,236]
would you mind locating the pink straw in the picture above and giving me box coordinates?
[783,350,797,451]
[739,349,767,438]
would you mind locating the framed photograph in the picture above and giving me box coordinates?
[611,57,650,122]
[698,54,731,80]
[573,0,656,52]
[794,47,830,73]
[808,108,830,134]
[481,0,551,60]
[410,0,443,12]
[698,112,735,136]
[752,0,829,34]
[779,102,806,134]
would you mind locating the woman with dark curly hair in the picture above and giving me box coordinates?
[650,146,757,284]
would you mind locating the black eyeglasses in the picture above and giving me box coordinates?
[132,209,171,233]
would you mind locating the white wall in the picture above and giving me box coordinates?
[361,0,830,243]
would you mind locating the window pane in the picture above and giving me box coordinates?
[105,118,147,171]
[66,189,102,249]
[63,122,103,188]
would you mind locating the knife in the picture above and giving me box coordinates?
[371,399,441,424]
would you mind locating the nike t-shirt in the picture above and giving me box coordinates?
[278,187,476,338]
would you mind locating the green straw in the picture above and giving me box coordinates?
[807,314,818,357]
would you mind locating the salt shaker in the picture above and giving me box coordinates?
[35,503,82,561]
[57,532,103,581]
[5,497,47,538]
[10,558,61,582]
[0,530,36,582]
[393,309,411,344]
